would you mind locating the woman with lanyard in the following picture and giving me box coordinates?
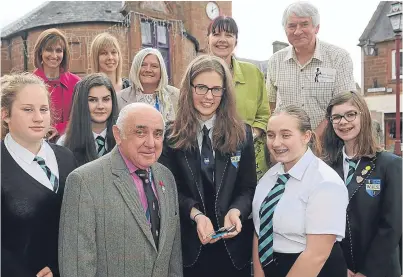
[207,15,270,180]
[89,32,131,93]
[57,73,118,166]
[252,105,348,277]
[323,91,402,277]
[159,55,257,277]
[117,47,179,122]
[1,73,77,277]
[33,28,81,140]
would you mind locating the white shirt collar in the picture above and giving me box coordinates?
[342,146,356,161]
[93,128,107,140]
[198,114,216,131]
[268,148,315,181]
[5,133,48,164]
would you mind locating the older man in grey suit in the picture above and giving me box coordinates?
[59,103,183,277]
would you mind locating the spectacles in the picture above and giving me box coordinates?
[329,111,361,124]
[192,84,224,97]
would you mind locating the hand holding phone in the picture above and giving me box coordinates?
[211,225,236,239]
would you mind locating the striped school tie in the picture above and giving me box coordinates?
[34,156,59,193]
[96,136,106,157]
[345,158,358,186]
[258,173,291,267]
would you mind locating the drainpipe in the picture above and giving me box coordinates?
[183,31,199,53]
[21,31,28,71]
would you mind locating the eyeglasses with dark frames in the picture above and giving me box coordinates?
[329,111,361,124]
[191,84,224,97]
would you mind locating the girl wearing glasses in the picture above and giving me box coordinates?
[323,91,402,277]
[159,55,257,277]
[1,73,77,277]
[33,28,81,140]
[56,73,118,166]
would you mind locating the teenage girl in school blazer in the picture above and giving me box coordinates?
[323,91,402,277]
[1,73,77,277]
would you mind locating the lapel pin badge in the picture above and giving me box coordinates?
[159,181,165,192]
[361,165,371,175]
[356,176,364,184]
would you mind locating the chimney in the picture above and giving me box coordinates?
[272,41,289,53]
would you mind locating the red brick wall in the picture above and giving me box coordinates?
[364,39,402,96]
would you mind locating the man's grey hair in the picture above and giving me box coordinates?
[282,1,320,29]
[115,102,165,139]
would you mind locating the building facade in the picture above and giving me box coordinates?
[358,1,402,152]
[1,1,232,88]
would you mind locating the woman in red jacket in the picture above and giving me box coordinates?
[33,28,80,140]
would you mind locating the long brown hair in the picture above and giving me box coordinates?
[323,91,380,163]
[33,28,71,71]
[271,105,322,157]
[1,73,51,139]
[169,55,246,153]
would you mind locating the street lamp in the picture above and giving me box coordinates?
[364,39,378,56]
[387,1,402,156]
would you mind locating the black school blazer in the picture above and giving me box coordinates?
[1,141,77,277]
[331,151,402,277]
[159,123,257,269]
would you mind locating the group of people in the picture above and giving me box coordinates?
[1,1,402,277]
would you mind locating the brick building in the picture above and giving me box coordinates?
[1,1,232,87]
[358,1,402,152]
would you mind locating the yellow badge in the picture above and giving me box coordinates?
[365,166,371,170]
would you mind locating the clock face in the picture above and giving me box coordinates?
[206,2,220,20]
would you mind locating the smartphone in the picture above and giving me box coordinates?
[211,225,236,239]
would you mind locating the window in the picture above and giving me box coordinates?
[140,20,171,81]
[391,49,403,80]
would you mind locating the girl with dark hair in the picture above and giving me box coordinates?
[252,105,348,277]
[33,28,81,139]
[159,55,256,277]
[323,91,402,277]
[57,73,118,166]
[207,15,270,180]
[1,73,77,277]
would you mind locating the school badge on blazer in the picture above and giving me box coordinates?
[365,179,381,197]
[231,150,241,168]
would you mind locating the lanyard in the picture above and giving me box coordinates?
[155,94,160,111]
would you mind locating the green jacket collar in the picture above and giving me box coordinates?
[231,56,246,84]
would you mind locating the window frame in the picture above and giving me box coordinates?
[140,20,171,82]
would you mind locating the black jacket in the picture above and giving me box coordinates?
[1,141,77,277]
[159,124,257,269]
[331,151,402,277]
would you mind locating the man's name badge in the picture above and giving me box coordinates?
[204,157,210,165]
[314,67,336,83]
[365,179,381,197]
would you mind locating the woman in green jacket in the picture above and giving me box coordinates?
[207,15,270,180]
